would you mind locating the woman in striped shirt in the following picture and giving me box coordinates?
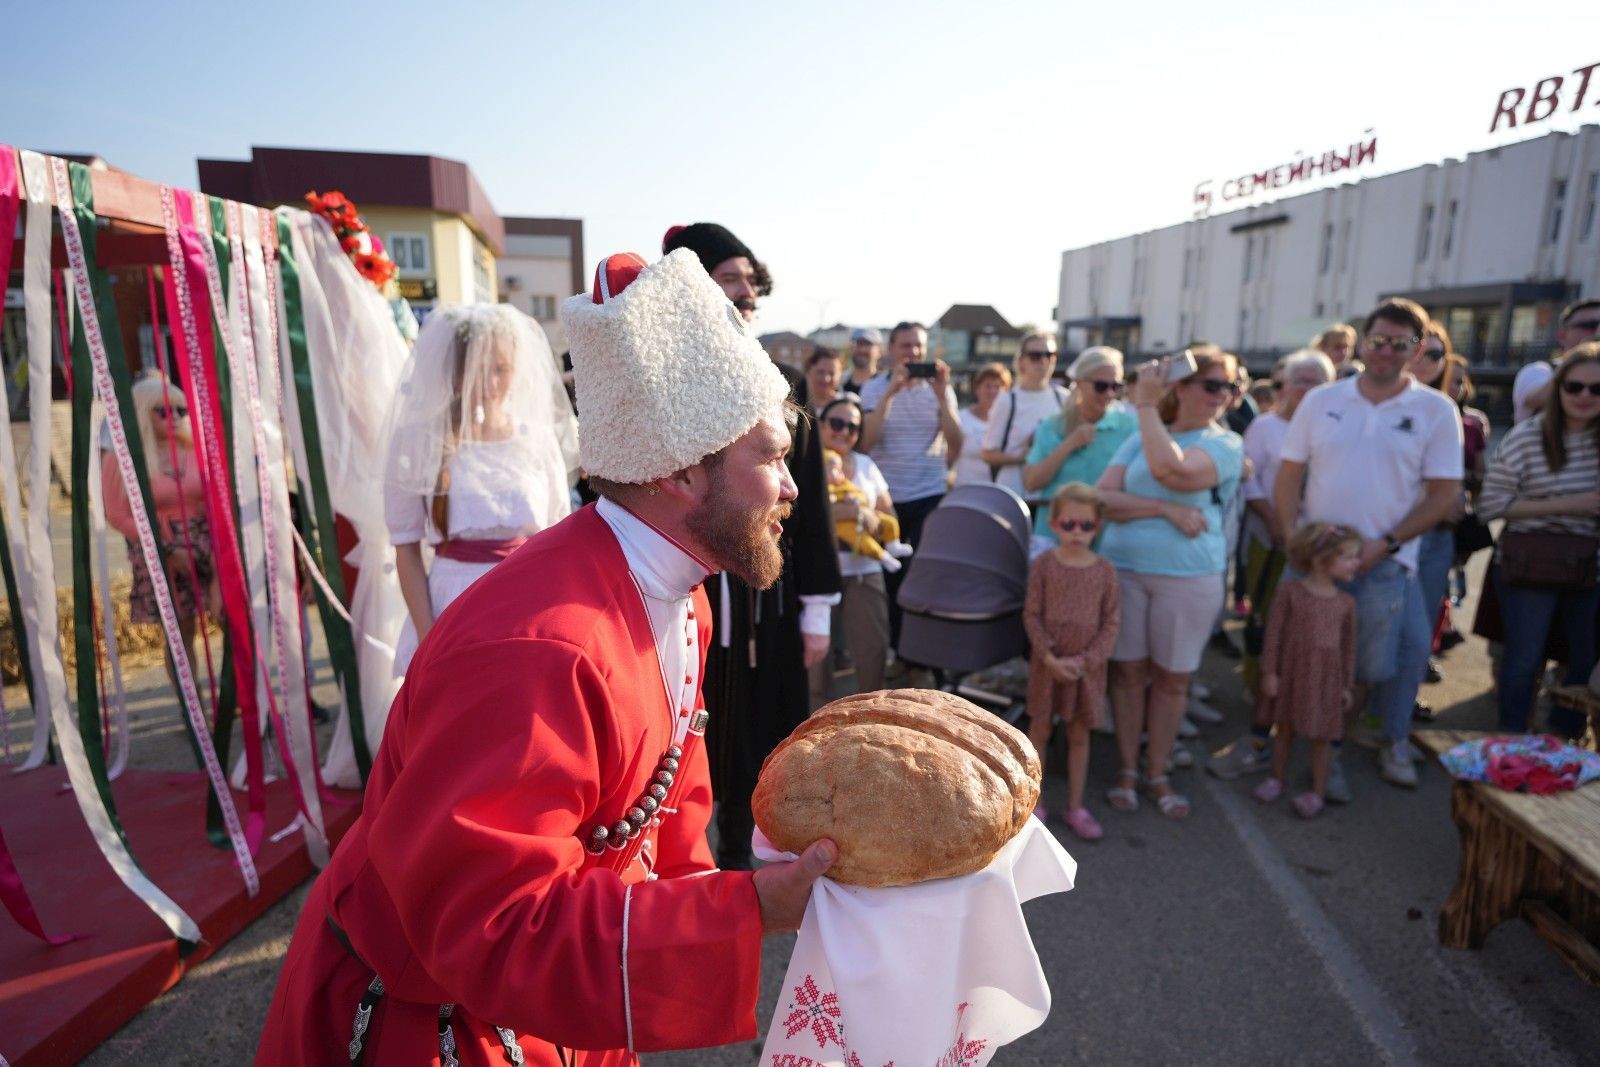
[1478,343,1600,737]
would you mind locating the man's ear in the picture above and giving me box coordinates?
[656,463,705,504]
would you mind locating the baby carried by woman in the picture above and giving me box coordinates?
[824,448,914,572]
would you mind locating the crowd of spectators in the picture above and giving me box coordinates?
[806,296,1600,838]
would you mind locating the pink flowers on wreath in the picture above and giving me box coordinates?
[303,189,397,289]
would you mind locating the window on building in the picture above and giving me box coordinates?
[1318,223,1333,275]
[388,232,431,276]
[1416,203,1434,263]
[1242,236,1255,283]
[1442,199,1459,257]
[1581,173,1598,242]
[1314,301,1325,318]
[1338,220,1352,273]
[1178,312,1189,346]
[1546,179,1567,244]
[1511,305,1540,346]
[1182,249,1193,290]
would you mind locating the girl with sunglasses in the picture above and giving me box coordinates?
[1478,342,1600,739]
[1023,482,1121,841]
[102,370,213,693]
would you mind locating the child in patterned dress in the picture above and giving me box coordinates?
[1253,523,1362,818]
[1024,483,1121,841]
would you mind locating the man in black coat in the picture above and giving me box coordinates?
[662,223,842,869]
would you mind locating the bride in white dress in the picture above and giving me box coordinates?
[382,304,578,675]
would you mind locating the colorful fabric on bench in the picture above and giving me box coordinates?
[1441,735,1600,795]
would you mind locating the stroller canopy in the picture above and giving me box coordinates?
[897,484,1032,622]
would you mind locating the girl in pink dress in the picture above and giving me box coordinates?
[1024,483,1121,841]
[1254,523,1361,818]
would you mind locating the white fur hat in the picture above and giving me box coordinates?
[560,248,790,484]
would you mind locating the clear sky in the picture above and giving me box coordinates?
[5,1,1598,336]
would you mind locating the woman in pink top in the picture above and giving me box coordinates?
[102,372,214,687]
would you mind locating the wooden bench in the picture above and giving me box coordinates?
[1413,729,1600,988]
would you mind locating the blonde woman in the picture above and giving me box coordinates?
[1023,346,1135,555]
[102,371,213,687]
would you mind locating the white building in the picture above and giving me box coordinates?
[498,217,584,353]
[1057,126,1600,368]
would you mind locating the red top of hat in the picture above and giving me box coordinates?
[592,252,648,304]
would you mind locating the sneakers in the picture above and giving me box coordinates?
[1379,742,1419,788]
[1190,681,1212,701]
[1171,745,1195,770]
[1062,806,1103,841]
[1178,716,1199,739]
[1207,735,1272,779]
[1186,696,1225,725]
[1325,758,1352,804]
[1399,738,1425,764]
[884,540,914,559]
[1253,777,1285,803]
[1292,792,1325,819]
[879,554,902,573]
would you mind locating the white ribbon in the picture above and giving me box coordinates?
[236,203,327,863]
[86,401,132,780]
[47,156,217,940]
[11,151,70,773]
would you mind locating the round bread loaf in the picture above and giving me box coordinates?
[752,689,1042,887]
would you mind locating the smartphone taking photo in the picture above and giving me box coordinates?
[906,362,937,380]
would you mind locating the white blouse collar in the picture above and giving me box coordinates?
[596,496,711,600]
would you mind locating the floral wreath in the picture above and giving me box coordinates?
[303,189,398,288]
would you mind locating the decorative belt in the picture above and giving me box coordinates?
[329,915,527,1066]
[435,537,528,564]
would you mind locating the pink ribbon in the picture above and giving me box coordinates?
[160,187,267,855]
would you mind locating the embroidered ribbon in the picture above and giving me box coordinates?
[43,157,204,942]
[54,157,258,900]
[0,146,32,755]
[222,202,327,861]
[273,210,371,780]
[160,186,267,850]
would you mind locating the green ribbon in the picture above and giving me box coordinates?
[276,214,370,779]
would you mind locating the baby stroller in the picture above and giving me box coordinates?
[896,483,1033,721]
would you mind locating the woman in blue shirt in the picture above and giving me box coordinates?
[1024,346,1136,555]
[1096,350,1244,820]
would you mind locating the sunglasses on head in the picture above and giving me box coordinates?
[825,416,861,434]
[1085,380,1124,394]
[1196,379,1241,396]
[154,404,188,420]
[1560,380,1600,397]
[1054,518,1097,532]
[1021,348,1057,361]
[1364,334,1419,353]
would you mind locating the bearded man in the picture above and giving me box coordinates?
[661,223,842,870]
[256,250,835,1066]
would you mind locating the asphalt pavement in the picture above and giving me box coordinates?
[43,548,1600,1066]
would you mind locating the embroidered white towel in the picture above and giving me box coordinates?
[754,817,1076,1066]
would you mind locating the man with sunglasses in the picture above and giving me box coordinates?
[1512,298,1600,423]
[1275,298,1463,794]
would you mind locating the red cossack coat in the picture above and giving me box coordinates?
[256,506,763,1065]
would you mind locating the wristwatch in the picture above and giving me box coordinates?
[1384,534,1402,556]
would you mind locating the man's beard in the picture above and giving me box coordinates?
[733,298,758,319]
[686,484,790,589]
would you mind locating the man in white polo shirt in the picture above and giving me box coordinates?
[1275,298,1463,793]
[859,321,963,660]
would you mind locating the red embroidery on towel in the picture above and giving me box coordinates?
[781,975,844,1048]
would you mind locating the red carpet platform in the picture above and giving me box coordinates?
[0,766,360,1065]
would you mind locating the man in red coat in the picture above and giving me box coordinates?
[257,250,836,1065]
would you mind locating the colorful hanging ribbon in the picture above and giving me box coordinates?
[54,156,256,908]
[274,211,371,780]
[160,186,267,851]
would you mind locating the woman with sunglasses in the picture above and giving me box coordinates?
[811,396,896,697]
[1478,342,1600,739]
[1023,346,1136,556]
[102,371,214,693]
[982,332,1069,500]
[1095,350,1244,819]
